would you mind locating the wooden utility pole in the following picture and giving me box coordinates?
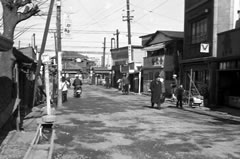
[126,0,132,45]
[102,37,106,67]
[114,29,119,48]
[123,0,133,61]
[32,0,55,107]
[56,0,62,107]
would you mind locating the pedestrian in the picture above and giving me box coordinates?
[175,84,185,108]
[117,78,122,90]
[105,76,110,88]
[170,74,178,102]
[37,74,46,104]
[61,77,70,102]
[122,74,129,94]
[150,72,165,109]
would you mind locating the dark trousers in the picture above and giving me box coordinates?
[176,95,183,108]
[151,102,161,108]
[123,84,129,94]
[62,90,68,102]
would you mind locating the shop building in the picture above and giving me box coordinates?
[140,31,183,96]
[111,46,145,93]
[181,0,239,107]
[216,28,240,108]
[92,67,112,86]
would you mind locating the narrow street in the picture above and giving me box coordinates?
[52,85,240,159]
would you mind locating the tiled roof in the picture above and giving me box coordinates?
[158,30,184,39]
[62,51,88,59]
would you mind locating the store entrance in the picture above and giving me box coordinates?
[218,70,240,108]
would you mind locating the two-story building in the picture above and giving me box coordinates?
[182,0,239,107]
[111,46,146,93]
[216,28,240,108]
[61,51,94,79]
[140,30,183,96]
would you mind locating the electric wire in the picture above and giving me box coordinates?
[133,0,169,21]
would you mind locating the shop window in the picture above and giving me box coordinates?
[193,70,207,82]
[238,60,240,69]
[204,70,209,83]
[191,18,208,44]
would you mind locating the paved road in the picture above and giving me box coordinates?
[52,85,240,159]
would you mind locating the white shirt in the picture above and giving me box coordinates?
[61,81,69,91]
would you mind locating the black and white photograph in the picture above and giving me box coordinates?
[0,0,240,159]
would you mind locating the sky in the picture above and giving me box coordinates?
[0,0,185,53]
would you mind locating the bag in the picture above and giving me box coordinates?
[160,95,165,103]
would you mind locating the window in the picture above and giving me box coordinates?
[191,18,208,44]
[193,70,209,83]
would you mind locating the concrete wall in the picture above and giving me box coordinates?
[133,48,146,64]
[212,0,235,57]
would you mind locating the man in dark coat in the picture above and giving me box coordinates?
[175,84,184,108]
[150,73,165,109]
[72,76,82,94]
[122,74,129,94]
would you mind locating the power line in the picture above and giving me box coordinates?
[14,27,149,35]
[80,5,126,28]
[131,2,183,23]
[133,0,169,21]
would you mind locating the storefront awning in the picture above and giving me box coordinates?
[143,43,165,51]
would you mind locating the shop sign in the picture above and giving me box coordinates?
[200,43,209,53]
[42,54,50,64]
[129,63,135,73]
[121,65,129,73]
[128,45,132,63]
[64,14,72,37]
[144,55,165,68]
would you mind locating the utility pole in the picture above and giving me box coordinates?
[126,0,132,45]
[102,37,106,67]
[56,0,62,107]
[32,33,36,49]
[32,0,55,107]
[123,0,133,62]
[114,29,119,48]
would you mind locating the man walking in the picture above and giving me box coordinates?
[150,73,165,109]
[176,84,185,108]
[122,74,129,95]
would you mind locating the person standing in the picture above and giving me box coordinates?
[105,76,110,88]
[37,75,46,104]
[117,78,122,90]
[122,74,129,94]
[176,84,185,108]
[61,77,69,102]
[170,74,178,102]
[150,73,165,109]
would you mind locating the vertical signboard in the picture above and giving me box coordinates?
[64,14,72,38]
[128,45,132,63]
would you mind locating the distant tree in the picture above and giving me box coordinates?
[0,0,39,128]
